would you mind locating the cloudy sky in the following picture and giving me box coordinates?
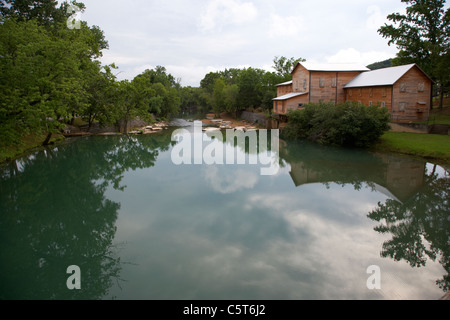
[74,0,425,86]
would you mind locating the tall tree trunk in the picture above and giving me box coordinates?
[70,112,75,125]
[42,132,53,146]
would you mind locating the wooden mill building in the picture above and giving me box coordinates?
[273,62,433,123]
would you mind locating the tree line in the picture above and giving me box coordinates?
[0,0,304,150]
[0,0,185,149]
[195,56,303,118]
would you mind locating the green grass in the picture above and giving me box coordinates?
[0,132,65,164]
[415,105,450,125]
[427,112,450,125]
[373,132,450,165]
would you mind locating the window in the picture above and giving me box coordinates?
[400,83,407,93]
[381,101,386,108]
[399,102,406,112]
[303,79,307,90]
[369,101,373,106]
[349,89,353,97]
[319,78,325,88]
[369,88,373,98]
[331,78,337,88]
[418,82,425,92]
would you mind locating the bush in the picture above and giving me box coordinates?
[283,102,391,148]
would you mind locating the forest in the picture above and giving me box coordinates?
[0,0,302,152]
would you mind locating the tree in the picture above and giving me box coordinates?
[114,79,151,134]
[80,62,118,129]
[273,56,306,80]
[367,59,393,70]
[283,102,391,148]
[368,167,450,292]
[378,0,450,108]
[200,72,223,94]
[0,18,106,146]
[212,78,226,117]
[224,84,239,117]
[237,67,265,111]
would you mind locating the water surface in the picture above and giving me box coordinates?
[0,126,448,300]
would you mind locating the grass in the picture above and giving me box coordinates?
[426,112,450,125]
[0,132,65,164]
[373,131,450,166]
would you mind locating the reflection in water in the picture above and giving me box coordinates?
[280,141,425,203]
[279,140,449,293]
[0,127,448,299]
[368,166,450,292]
[0,134,174,299]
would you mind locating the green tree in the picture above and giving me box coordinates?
[0,18,106,146]
[378,0,450,108]
[237,67,268,111]
[0,0,80,25]
[273,56,306,80]
[224,84,239,116]
[200,72,222,94]
[368,166,450,292]
[80,62,118,129]
[283,102,391,148]
[114,79,151,134]
[212,78,226,117]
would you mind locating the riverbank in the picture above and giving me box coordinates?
[372,132,450,167]
[2,119,450,169]
[0,132,65,165]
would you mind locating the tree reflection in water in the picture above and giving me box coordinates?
[0,133,175,299]
[279,140,449,293]
[368,165,450,293]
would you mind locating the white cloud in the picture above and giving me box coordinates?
[204,166,259,194]
[366,5,387,30]
[268,13,304,38]
[324,48,395,65]
[199,0,258,32]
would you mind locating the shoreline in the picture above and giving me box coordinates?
[1,118,449,169]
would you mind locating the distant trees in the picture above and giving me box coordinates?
[367,59,393,70]
[196,56,304,118]
[378,0,450,108]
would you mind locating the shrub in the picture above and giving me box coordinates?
[283,102,391,148]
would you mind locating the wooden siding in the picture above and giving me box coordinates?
[292,64,310,93]
[337,71,363,103]
[391,66,432,123]
[309,71,363,104]
[277,83,293,97]
[345,66,432,123]
[346,85,393,111]
[273,95,309,114]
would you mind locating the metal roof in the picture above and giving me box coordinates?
[273,92,308,101]
[344,64,419,88]
[276,80,293,87]
[297,62,369,72]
